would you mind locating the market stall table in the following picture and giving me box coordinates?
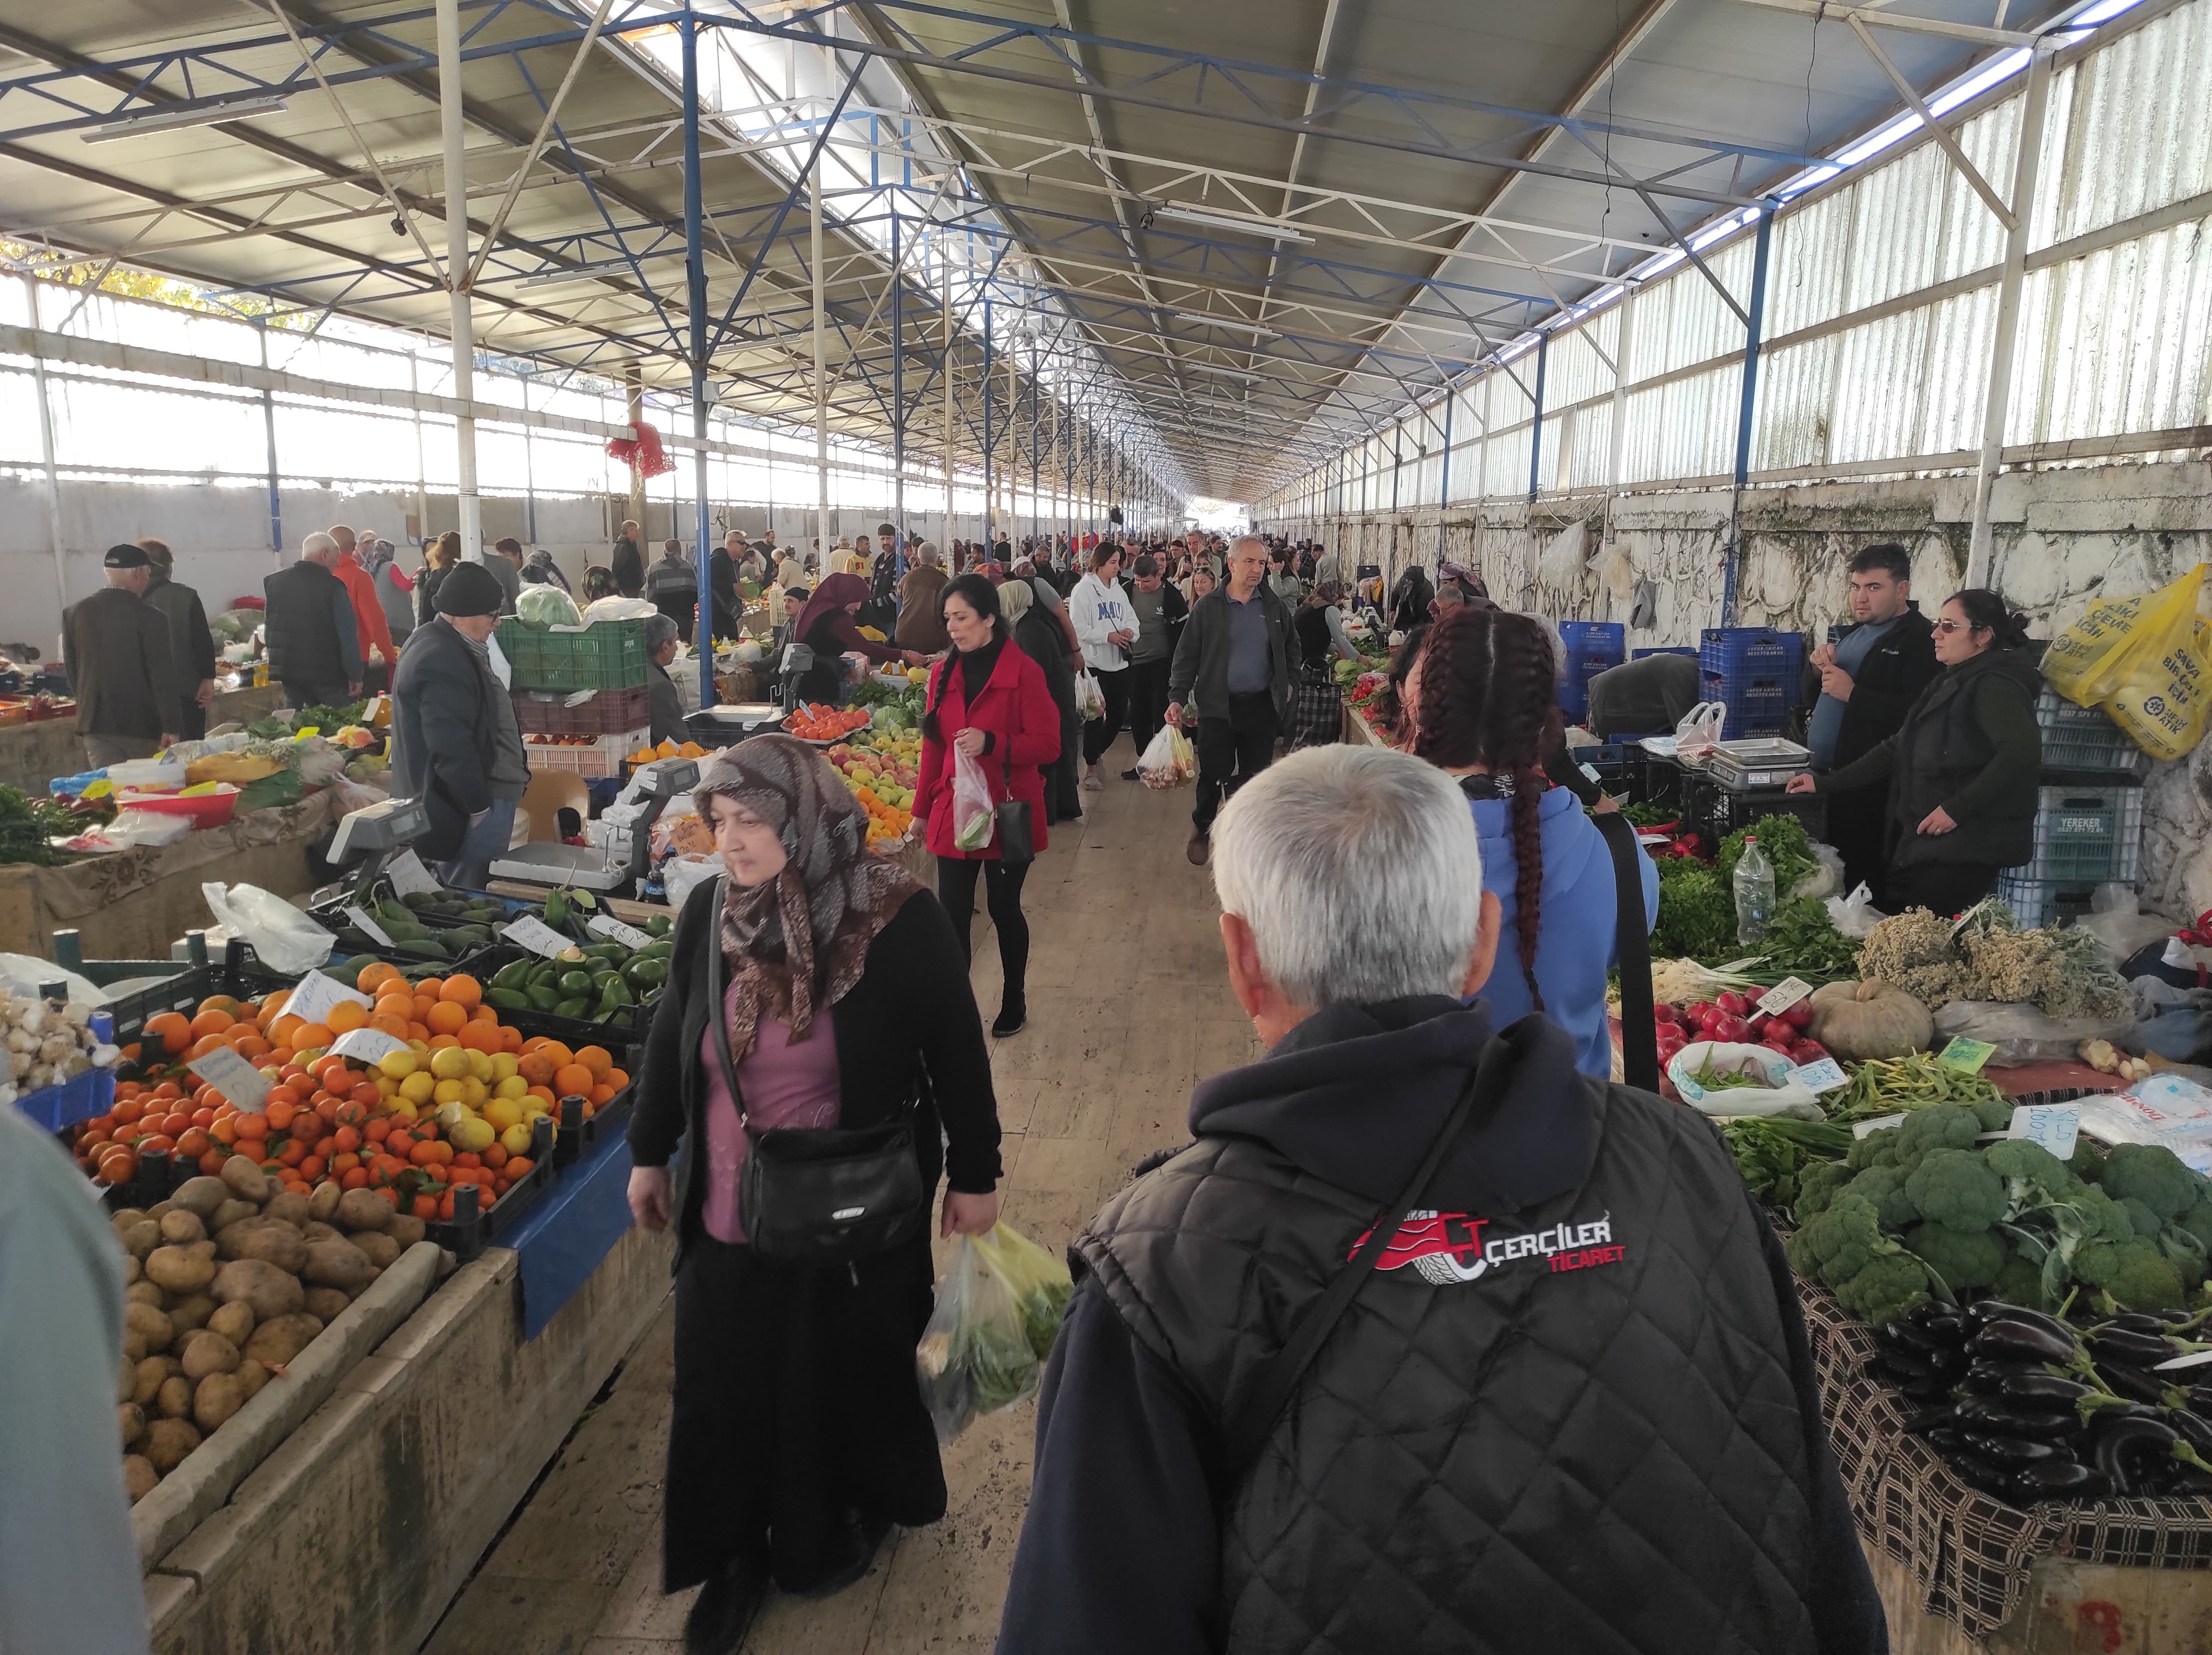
[0,791,334,958]
[0,713,85,799]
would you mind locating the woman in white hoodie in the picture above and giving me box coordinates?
[1069,543,1137,790]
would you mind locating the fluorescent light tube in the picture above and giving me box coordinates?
[83,95,288,143]
[516,255,666,289]
[1171,310,1278,337]
[1154,204,1315,245]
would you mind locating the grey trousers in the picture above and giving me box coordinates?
[84,733,162,768]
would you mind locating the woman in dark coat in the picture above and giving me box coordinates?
[997,576,1080,828]
[413,531,460,628]
[788,572,922,704]
[626,736,1002,1651]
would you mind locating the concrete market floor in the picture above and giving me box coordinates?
[420,733,1259,1655]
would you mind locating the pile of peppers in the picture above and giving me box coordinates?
[1872,1300,2212,1504]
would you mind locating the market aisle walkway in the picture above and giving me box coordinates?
[420,733,1259,1655]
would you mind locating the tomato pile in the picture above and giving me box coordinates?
[1654,991,1831,1070]
[785,702,871,740]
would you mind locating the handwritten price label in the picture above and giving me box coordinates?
[280,970,373,1028]
[587,913,655,951]
[2007,1104,2080,1161]
[502,915,571,957]
[1755,977,1813,1018]
[385,848,439,897]
[345,905,393,947]
[330,1027,408,1064]
[187,1045,272,1113]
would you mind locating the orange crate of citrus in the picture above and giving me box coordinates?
[82,964,630,1222]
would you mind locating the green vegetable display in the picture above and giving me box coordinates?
[1719,812,1817,896]
[1826,1052,2004,1122]
[1651,858,1736,960]
[1719,1117,1853,1210]
[1621,801,1679,828]
[1757,897,1857,977]
[0,785,83,866]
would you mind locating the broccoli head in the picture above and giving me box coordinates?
[1983,1138,2074,1208]
[1785,1194,1887,1289]
[2070,1236,2186,1310]
[1833,1251,1931,1328]
[1896,1105,1983,1160]
[2120,1197,2167,1239]
[1904,1221,2007,1294]
[1842,1165,1920,1231]
[2096,1144,2206,1221]
[2161,1224,2209,1292]
[2179,1195,2212,1254]
[1846,1129,1903,1172]
[1793,1160,1854,1223]
[1905,1147,2008,1234]
[2051,1182,2138,1245]
[2069,1138,2107,1182]
[1991,1252,2046,1310]
[1971,1097,2014,1134]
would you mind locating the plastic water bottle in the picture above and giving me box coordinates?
[1734,834,1774,946]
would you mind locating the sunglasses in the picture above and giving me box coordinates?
[1932,618,1986,634]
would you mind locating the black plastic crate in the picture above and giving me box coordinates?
[466,944,656,1057]
[1685,775,1828,845]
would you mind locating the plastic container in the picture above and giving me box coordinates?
[2016,778,2145,885]
[112,786,240,830]
[1993,872,2102,930]
[1699,626,1805,680]
[1733,834,1775,945]
[1559,621,1625,661]
[2035,686,2150,777]
[15,1064,116,1134]
[495,618,648,692]
[1684,774,1828,845]
[522,727,653,779]
[511,682,654,736]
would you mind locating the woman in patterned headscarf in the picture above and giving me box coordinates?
[625,734,1003,1648]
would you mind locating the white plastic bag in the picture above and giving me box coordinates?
[1792,842,1845,903]
[1826,882,1885,940]
[914,1232,1042,1442]
[1075,668,1106,723]
[1666,1041,1826,1119]
[79,808,194,849]
[2079,885,2177,965]
[1673,701,1727,763]
[951,745,995,852]
[102,754,187,788]
[660,852,721,910]
[200,882,335,974]
[582,596,658,623]
[1933,1000,2135,1067]
[1135,724,1188,789]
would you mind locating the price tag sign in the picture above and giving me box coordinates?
[345,905,393,947]
[2154,1349,2212,1373]
[588,913,655,951]
[502,915,572,957]
[1756,977,1814,1018]
[1852,1112,1909,1139]
[1938,1036,1997,1075]
[281,970,373,1027]
[330,1027,407,1064]
[187,1044,272,1113]
[386,848,439,898]
[2007,1103,2081,1161]
[1788,1056,1849,1094]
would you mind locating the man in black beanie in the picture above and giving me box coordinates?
[389,560,531,889]
[63,544,180,767]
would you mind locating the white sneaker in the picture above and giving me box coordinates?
[1081,773,1102,791]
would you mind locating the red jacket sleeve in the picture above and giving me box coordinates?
[913,658,951,822]
[1002,648,1062,768]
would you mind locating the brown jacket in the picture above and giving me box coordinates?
[62,586,177,741]
[895,564,951,653]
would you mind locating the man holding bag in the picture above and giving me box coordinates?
[1166,537,1300,867]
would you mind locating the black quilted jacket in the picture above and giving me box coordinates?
[997,997,1886,1655]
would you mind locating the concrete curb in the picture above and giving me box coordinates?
[132,1241,442,1568]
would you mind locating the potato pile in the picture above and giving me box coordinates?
[111,1154,424,1502]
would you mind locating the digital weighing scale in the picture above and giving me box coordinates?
[324,794,433,905]
[486,754,701,895]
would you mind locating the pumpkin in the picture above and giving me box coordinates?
[1806,979,1933,1061]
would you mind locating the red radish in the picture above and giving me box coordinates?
[1684,1001,1712,1026]
[1653,1003,1680,1027]
[1712,1015,1751,1043]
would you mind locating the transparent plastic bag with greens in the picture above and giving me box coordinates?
[950,743,995,851]
[915,1232,1040,1442]
[972,1221,1074,1362]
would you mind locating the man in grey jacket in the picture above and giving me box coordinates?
[389,561,531,889]
[1166,536,1300,866]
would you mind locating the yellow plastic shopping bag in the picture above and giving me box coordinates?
[2101,567,2212,762]
[2041,566,2205,707]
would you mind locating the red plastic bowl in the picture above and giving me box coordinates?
[114,786,240,829]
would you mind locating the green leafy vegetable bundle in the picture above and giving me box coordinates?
[1760,896,1857,977]
[1652,857,1735,960]
[1719,812,1817,896]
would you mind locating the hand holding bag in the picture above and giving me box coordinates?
[707,878,928,1263]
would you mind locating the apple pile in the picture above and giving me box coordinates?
[1654,991,1830,1069]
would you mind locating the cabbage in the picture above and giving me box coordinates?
[516,585,583,629]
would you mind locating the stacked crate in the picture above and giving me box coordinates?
[1995,687,2150,926]
[1698,627,1805,739]
[1556,621,1626,724]
[496,620,653,781]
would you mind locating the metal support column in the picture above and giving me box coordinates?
[1526,335,1548,502]
[434,0,481,561]
[1723,204,1777,626]
[683,12,716,703]
[23,274,67,621]
[891,207,904,557]
[1029,334,1040,551]
[981,296,994,544]
[942,235,953,551]
[258,317,282,560]
[811,80,830,571]
[1968,48,2053,588]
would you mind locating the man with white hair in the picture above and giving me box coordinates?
[999,745,1883,1655]
[262,531,363,711]
[1166,535,1299,865]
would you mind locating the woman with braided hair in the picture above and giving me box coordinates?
[1405,607,1658,1078]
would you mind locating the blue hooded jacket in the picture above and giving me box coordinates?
[1465,785,1659,1078]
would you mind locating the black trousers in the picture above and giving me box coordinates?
[656,594,697,644]
[1193,692,1279,831]
[1885,859,2003,917]
[937,855,1030,1003]
[1125,658,1171,758]
[1082,667,1131,766]
[665,1230,944,1594]
[281,679,348,711]
[1822,780,1888,897]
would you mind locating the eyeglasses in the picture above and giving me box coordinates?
[1932,619,1984,634]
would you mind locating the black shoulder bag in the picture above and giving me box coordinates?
[706,878,928,1263]
[1221,1037,1516,1485]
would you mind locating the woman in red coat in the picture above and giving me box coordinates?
[913,574,1061,1038]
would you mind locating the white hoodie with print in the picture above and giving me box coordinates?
[1070,572,1138,674]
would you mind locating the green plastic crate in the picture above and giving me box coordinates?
[495,619,648,691]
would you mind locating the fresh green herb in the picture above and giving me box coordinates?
[1719,812,1817,896]
[1721,1115,1854,1208]
[1653,861,1736,960]
[1692,1054,1769,1091]
[1761,896,1858,977]
[1622,801,1679,828]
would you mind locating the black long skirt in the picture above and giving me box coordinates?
[664,1228,946,1593]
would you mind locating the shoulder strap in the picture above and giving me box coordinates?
[704,877,748,1126]
[1220,1035,1517,1487]
[1591,811,1659,1093]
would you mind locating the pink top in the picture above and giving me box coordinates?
[699,985,842,1244]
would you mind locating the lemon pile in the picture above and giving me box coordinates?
[372,1045,547,1158]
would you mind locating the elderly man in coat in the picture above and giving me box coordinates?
[62,544,179,767]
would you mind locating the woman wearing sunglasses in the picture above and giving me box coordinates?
[1789,588,2041,915]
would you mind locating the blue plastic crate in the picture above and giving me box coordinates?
[1560,621,1625,660]
[15,1053,116,1134]
[1699,627,1804,681]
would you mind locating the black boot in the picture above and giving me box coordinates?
[792,1517,893,1599]
[992,995,1027,1039]
[684,1556,769,1655]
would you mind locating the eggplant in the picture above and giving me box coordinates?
[1908,1303,1968,1341]
[2109,1313,2174,1336]
[1882,1319,1954,1359]
[2013,1460,2110,1502]
[2087,1326,2178,1366]
[1967,1301,2072,1342]
[1963,1430,2066,1466]
[1928,1344,1972,1379]
[1900,1406,1957,1435]
[1972,1319,2078,1366]
[1947,1454,2019,1500]
[1965,1359,2050,1395]
[2171,1464,2212,1496]
[2000,1373,2091,1412]
[2088,1415,2178,1497]
[2094,1361,2170,1405]
[1924,1426,1971,1457]
[1900,1371,1955,1401]
[2164,1409,2212,1454]
[1954,1395,2080,1440]
[2188,1386,2212,1417]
